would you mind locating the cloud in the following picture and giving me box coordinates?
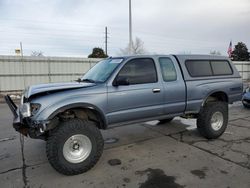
[0,0,249,56]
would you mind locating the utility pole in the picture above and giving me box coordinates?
[129,0,133,54]
[105,26,108,56]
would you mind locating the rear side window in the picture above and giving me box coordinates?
[210,61,233,75]
[118,58,157,84]
[185,60,212,77]
[185,60,233,77]
[159,57,177,81]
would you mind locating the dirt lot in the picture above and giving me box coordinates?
[0,102,250,188]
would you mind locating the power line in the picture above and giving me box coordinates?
[0,18,105,28]
[1,20,223,45]
[0,18,128,30]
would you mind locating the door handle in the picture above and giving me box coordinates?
[152,88,161,93]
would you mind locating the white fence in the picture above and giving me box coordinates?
[0,55,100,92]
[233,61,250,81]
[0,55,249,92]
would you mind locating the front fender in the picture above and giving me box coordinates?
[36,102,107,129]
[33,93,108,126]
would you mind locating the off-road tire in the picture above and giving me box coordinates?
[46,118,104,175]
[197,102,228,139]
[159,118,174,124]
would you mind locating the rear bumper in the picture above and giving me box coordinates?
[229,92,243,104]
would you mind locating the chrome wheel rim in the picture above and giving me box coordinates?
[211,112,224,131]
[63,134,92,163]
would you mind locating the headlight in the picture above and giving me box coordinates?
[19,103,41,117]
[30,103,41,115]
[19,103,31,117]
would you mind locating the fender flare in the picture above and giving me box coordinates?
[48,103,107,129]
[201,90,228,107]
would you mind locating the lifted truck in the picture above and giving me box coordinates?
[5,55,243,175]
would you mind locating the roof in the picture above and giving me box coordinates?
[111,54,229,60]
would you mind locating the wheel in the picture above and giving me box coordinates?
[46,118,104,175]
[159,118,174,124]
[197,102,228,139]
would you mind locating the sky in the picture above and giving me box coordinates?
[0,0,249,57]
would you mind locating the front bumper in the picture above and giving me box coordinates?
[5,95,51,139]
[4,95,30,136]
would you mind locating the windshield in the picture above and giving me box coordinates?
[81,58,123,83]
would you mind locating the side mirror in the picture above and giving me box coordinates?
[113,76,129,86]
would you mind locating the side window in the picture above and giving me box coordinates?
[159,57,177,81]
[118,58,157,84]
[211,61,233,75]
[185,60,213,77]
[185,60,233,77]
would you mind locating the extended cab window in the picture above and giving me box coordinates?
[118,58,157,84]
[185,60,212,77]
[185,60,233,77]
[159,57,177,81]
[210,60,233,75]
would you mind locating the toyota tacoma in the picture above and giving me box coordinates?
[5,55,243,175]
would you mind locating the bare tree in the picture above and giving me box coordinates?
[119,37,146,55]
[31,51,44,57]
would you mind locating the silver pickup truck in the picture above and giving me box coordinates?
[5,55,243,175]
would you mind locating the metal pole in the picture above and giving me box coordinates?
[20,42,26,88]
[48,58,51,83]
[105,27,108,56]
[129,0,132,54]
[242,63,244,80]
[20,42,23,57]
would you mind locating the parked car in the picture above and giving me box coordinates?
[5,55,243,175]
[242,87,250,108]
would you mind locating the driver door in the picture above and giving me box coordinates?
[106,58,164,124]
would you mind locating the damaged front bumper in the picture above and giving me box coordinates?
[4,95,28,135]
[4,95,49,139]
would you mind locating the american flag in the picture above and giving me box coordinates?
[227,41,233,58]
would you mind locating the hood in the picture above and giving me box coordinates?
[24,82,96,98]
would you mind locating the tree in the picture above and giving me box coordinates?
[31,51,44,56]
[231,42,249,61]
[88,47,108,58]
[120,37,146,55]
[210,50,221,56]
